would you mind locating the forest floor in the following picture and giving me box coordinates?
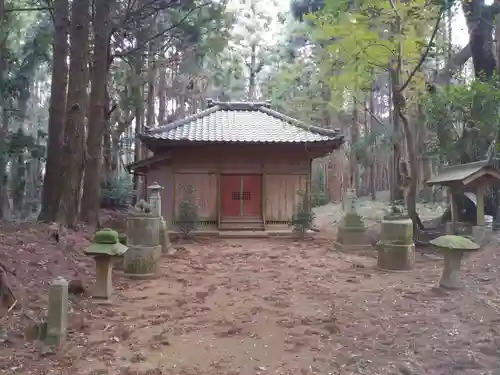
[2,199,500,375]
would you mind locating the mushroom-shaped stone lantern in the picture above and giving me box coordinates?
[84,228,128,299]
[429,235,480,290]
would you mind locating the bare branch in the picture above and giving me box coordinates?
[112,2,211,59]
[399,10,443,93]
[434,44,471,85]
[4,7,52,13]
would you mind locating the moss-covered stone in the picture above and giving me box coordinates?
[381,219,413,245]
[377,242,415,271]
[84,228,128,256]
[123,245,161,278]
[429,235,479,250]
[430,234,481,290]
[126,216,160,247]
[377,218,414,271]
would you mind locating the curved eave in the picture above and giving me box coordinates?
[138,134,345,155]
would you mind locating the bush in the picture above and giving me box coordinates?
[310,191,329,208]
[100,175,135,209]
[289,190,315,235]
[177,184,200,236]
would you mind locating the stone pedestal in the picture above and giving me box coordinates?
[45,277,68,346]
[439,250,464,289]
[94,256,113,299]
[377,218,415,271]
[123,244,162,278]
[127,216,160,246]
[336,212,370,250]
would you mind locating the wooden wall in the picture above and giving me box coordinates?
[264,174,307,222]
[146,144,313,227]
[173,172,218,221]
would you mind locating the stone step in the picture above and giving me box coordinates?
[218,230,269,238]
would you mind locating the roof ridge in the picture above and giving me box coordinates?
[147,105,221,134]
[144,101,341,139]
[440,160,489,171]
[257,106,340,137]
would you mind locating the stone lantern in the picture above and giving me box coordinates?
[84,228,128,299]
[148,181,172,254]
[148,182,163,216]
[429,235,480,289]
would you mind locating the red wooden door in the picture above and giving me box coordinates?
[242,175,262,217]
[220,175,242,217]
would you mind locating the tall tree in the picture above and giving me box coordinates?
[38,0,69,222]
[80,0,115,226]
[58,0,90,228]
[310,0,443,231]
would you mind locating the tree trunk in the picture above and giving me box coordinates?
[158,56,166,126]
[368,86,377,201]
[350,98,360,196]
[132,25,146,202]
[0,0,6,220]
[58,0,90,228]
[463,0,497,80]
[146,41,156,129]
[80,0,114,226]
[389,67,404,202]
[248,42,258,100]
[0,107,7,220]
[39,0,69,222]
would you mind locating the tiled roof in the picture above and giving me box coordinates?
[426,160,495,185]
[140,100,343,144]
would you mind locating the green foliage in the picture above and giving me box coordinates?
[289,190,316,234]
[177,184,200,236]
[420,79,500,164]
[307,0,440,104]
[100,175,134,209]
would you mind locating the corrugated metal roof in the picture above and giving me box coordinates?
[426,160,490,185]
[140,101,343,144]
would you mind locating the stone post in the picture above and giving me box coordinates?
[148,182,173,254]
[45,277,68,346]
[94,256,113,299]
[377,218,415,271]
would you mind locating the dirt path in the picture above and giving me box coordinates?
[6,236,498,375]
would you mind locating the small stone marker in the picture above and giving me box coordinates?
[84,229,128,299]
[45,276,68,346]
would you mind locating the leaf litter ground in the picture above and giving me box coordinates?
[1,210,500,374]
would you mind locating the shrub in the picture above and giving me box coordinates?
[177,184,200,236]
[310,191,329,208]
[100,175,134,209]
[289,190,315,235]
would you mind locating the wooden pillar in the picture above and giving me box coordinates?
[449,187,458,232]
[476,184,485,226]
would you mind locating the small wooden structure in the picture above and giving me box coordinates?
[127,100,345,235]
[426,160,500,230]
